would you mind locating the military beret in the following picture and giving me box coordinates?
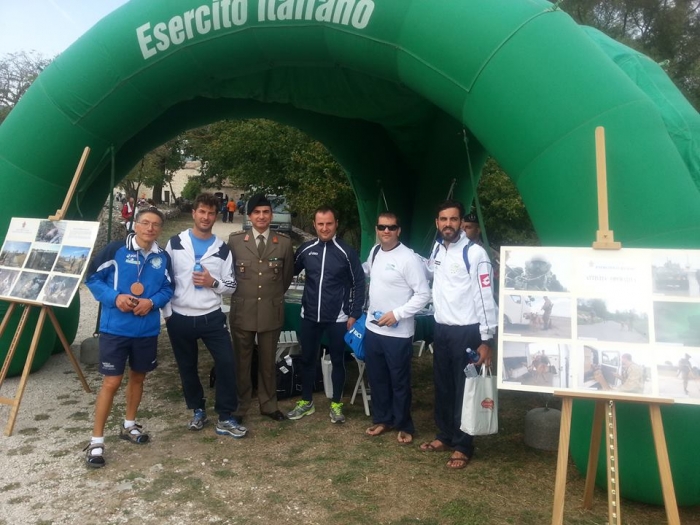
[463,212,479,224]
[247,194,272,215]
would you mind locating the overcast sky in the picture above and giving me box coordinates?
[0,1,129,57]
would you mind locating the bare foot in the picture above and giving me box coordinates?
[419,439,451,452]
[365,423,393,436]
[446,451,470,469]
[397,431,413,445]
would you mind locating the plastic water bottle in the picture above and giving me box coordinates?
[373,310,398,328]
[465,347,479,363]
[193,261,203,289]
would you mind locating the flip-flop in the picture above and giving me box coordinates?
[365,423,393,436]
[446,454,470,469]
[419,440,451,452]
[397,431,413,445]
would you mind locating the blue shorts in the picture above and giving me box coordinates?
[98,333,158,376]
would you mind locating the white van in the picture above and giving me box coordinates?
[503,294,534,327]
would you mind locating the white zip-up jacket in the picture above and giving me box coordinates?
[430,231,498,341]
[162,229,236,317]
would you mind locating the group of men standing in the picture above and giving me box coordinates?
[84,193,498,473]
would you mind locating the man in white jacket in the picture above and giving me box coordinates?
[420,200,498,469]
[363,212,430,445]
[163,193,246,439]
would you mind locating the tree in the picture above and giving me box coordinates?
[0,51,51,125]
[562,0,700,110]
[119,138,187,203]
[184,119,360,243]
[476,158,539,249]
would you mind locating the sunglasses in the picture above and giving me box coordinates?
[376,224,399,231]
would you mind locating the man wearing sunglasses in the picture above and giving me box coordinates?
[288,206,365,424]
[363,213,430,444]
[421,200,498,470]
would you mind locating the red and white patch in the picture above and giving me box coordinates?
[481,398,495,410]
[479,274,491,288]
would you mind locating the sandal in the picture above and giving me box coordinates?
[365,423,393,436]
[83,442,106,468]
[446,453,470,470]
[419,439,451,452]
[120,423,150,444]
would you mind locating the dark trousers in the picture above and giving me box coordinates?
[222,209,229,223]
[432,322,482,457]
[300,317,346,402]
[364,329,414,434]
[166,310,238,419]
[231,326,282,415]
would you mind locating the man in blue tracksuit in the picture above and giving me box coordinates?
[83,207,173,468]
[287,206,365,423]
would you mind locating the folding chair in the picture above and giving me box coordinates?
[276,330,300,362]
[350,353,371,416]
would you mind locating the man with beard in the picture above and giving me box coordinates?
[164,193,246,439]
[420,200,498,469]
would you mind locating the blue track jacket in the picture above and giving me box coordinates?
[86,234,173,337]
[295,236,365,323]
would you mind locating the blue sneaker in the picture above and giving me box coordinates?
[216,417,248,438]
[189,409,208,431]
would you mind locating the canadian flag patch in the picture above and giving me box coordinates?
[479,274,491,287]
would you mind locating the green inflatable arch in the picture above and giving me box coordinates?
[1,0,699,505]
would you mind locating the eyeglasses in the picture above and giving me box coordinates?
[376,224,399,231]
[136,221,163,229]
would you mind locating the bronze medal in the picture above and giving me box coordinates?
[130,282,145,296]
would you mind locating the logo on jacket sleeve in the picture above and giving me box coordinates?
[479,274,491,287]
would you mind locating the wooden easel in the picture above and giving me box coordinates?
[0,147,92,436]
[550,128,680,524]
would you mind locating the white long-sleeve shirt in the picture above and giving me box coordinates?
[430,231,498,341]
[364,243,431,339]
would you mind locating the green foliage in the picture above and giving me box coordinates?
[562,0,700,110]
[476,158,539,248]
[119,138,188,202]
[183,119,360,245]
[181,177,203,201]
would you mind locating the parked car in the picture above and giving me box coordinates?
[243,195,292,232]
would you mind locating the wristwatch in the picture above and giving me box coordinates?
[211,279,220,288]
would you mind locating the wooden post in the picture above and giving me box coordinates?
[592,127,621,250]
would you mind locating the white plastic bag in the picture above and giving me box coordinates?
[460,365,498,436]
[321,348,333,399]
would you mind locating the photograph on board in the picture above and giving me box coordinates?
[0,240,32,268]
[35,220,66,244]
[40,275,80,307]
[501,341,572,390]
[53,246,90,275]
[25,244,60,272]
[577,297,649,344]
[655,347,700,402]
[579,344,652,395]
[502,294,571,339]
[9,271,49,302]
[0,268,20,297]
[651,250,700,297]
[654,301,700,347]
[503,249,570,292]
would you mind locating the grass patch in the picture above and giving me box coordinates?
[7,445,34,456]
[0,482,20,492]
[7,496,31,504]
[17,427,39,436]
[34,414,50,421]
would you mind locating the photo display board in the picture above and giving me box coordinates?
[0,218,99,308]
[498,246,700,405]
